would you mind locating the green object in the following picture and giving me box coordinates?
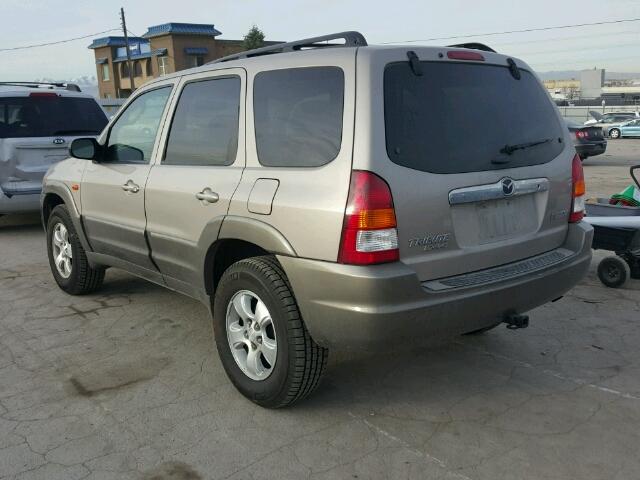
[243,25,265,50]
[610,184,640,207]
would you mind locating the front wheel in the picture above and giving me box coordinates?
[46,205,104,295]
[212,256,328,408]
[609,129,621,139]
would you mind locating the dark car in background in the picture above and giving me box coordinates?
[566,120,607,160]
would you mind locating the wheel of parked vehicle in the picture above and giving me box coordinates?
[46,205,105,295]
[212,256,328,408]
[597,256,630,288]
[609,129,621,139]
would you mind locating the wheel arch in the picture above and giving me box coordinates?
[202,216,297,296]
[41,183,92,254]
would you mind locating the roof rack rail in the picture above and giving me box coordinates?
[209,31,367,64]
[447,42,496,53]
[0,81,82,92]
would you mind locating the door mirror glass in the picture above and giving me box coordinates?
[70,138,99,160]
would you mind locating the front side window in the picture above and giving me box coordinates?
[164,77,240,166]
[104,86,172,163]
[253,66,344,167]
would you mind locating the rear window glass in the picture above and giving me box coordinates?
[253,67,344,167]
[0,96,108,139]
[384,62,564,174]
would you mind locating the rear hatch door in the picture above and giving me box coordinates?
[363,49,574,282]
[0,93,107,196]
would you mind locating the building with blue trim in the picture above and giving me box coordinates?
[89,23,276,98]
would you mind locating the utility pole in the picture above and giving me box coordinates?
[120,7,135,96]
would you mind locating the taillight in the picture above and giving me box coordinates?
[569,154,585,223]
[575,130,588,139]
[338,171,399,265]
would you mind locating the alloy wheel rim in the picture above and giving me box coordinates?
[51,222,73,279]
[225,290,277,381]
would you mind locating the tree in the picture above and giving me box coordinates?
[244,25,265,51]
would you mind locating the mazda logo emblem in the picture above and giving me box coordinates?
[502,178,515,196]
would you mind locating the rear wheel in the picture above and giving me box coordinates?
[46,205,105,295]
[609,128,621,139]
[213,256,328,408]
[597,256,630,288]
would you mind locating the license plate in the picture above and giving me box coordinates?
[476,196,538,243]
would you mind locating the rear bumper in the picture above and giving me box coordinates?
[0,191,41,214]
[575,141,607,158]
[278,222,593,350]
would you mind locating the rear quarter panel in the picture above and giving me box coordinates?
[227,49,357,261]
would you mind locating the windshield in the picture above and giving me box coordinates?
[0,96,108,139]
[384,61,564,174]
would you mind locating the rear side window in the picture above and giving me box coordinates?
[253,67,344,167]
[164,77,240,166]
[0,96,107,139]
[384,62,564,174]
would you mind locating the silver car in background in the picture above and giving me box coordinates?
[0,82,107,215]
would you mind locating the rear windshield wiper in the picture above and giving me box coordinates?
[496,138,553,158]
[52,129,100,135]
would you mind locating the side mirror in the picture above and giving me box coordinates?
[70,138,100,160]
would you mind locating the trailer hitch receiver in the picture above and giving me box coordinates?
[503,312,529,330]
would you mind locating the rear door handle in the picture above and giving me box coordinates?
[195,188,219,204]
[122,180,140,193]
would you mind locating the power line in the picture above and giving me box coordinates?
[380,17,640,44]
[0,28,120,52]
[491,29,639,48]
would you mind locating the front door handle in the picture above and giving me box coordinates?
[195,188,219,204]
[122,180,140,193]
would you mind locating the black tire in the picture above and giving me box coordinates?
[609,129,621,139]
[597,256,630,288]
[46,205,105,295]
[212,256,328,408]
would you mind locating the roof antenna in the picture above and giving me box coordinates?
[507,58,521,80]
[407,51,423,76]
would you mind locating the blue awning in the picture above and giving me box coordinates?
[113,52,152,63]
[95,57,108,64]
[184,47,208,55]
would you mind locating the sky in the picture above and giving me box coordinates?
[1,0,639,81]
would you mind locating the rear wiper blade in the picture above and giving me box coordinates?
[497,138,553,157]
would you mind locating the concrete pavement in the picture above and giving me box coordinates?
[0,140,639,480]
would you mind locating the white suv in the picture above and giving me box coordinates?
[0,82,107,215]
